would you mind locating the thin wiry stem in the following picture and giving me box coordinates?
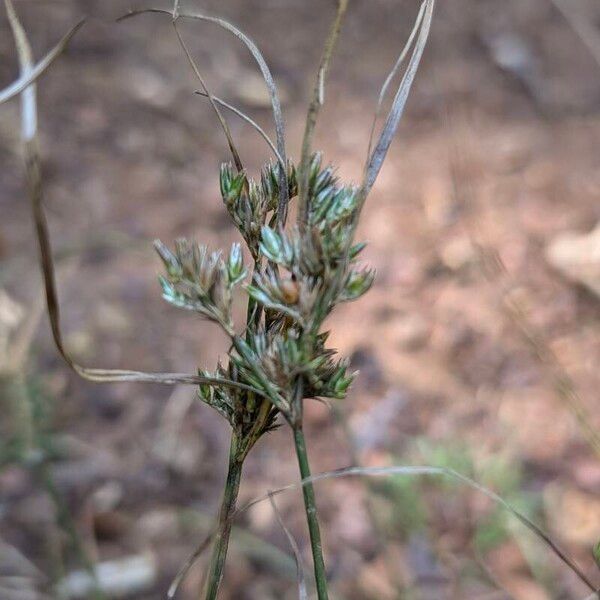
[292,7,352,595]
[0,19,85,105]
[194,90,284,166]
[292,378,328,600]
[268,492,308,600]
[118,7,289,223]
[365,0,426,161]
[172,20,243,171]
[549,0,600,69]
[363,0,434,195]
[297,0,349,230]
[238,465,599,595]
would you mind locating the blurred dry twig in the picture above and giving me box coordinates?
[549,0,600,69]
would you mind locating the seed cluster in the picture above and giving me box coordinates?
[155,153,373,442]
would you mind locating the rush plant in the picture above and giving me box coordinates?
[2,1,435,598]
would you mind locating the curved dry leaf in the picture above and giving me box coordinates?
[194,90,284,166]
[119,8,289,219]
[171,464,598,596]
[0,19,85,105]
[241,465,598,594]
[19,105,265,397]
[172,21,243,172]
[365,0,427,160]
[4,0,36,141]
[364,0,435,195]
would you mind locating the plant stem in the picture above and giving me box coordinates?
[297,0,349,228]
[293,425,328,600]
[203,434,244,600]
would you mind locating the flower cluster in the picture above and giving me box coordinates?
[155,153,373,431]
[219,161,297,257]
[154,239,247,334]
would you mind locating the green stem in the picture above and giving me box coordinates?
[297,0,349,229]
[293,425,329,600]
[203,435,244,600]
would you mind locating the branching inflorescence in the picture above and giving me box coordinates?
[148,0,435,594]
[6,3,600,599]
[2,1,435,598]
[156,153,369,429]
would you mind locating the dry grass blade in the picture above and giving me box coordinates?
[297,0,349,228]
[7,15,264,396]
[177,8,289,222]
[236,465,598,594]
[168,535,214,599]
[172,20,243,171]
[171,463,599,596]
[4,0,36,141]
[0,18,84,105]
[363,0,434,194]
[6,6,106,595]
[268,492,308,600]
[25,134,265,394]
[549,0,600,69]
[40,173,251,388]
[119,8,289,221]
[365,0,426,160]
[194,90,284,166]
[329,0,434,302]
[4,0,43,372]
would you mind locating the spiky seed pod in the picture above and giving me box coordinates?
[227,243,247,286]
[154,240,183,278]
[155,240,249,332]
[158,152,375,427]
[341,267,375,302]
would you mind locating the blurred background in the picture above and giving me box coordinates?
[1,1,600,598]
